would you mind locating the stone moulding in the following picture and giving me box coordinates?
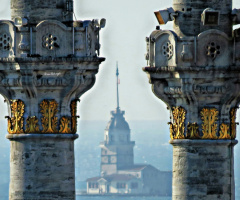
[168,106,238,140]
[6,99,79,134]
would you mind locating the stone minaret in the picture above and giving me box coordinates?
[1,1,105,199]
[100,63,135,175]
[144,1,240,199]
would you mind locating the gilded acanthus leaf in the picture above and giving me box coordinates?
[25,116,40,133]
[40,100,58,133]
[201,108,218,139]
[230,108,237,139]
[219,123,231,139]
[186,122,200,139]
[71,100,79,134]
[59,116,71,133]
[7,100,25,134]
[170,106,186,139]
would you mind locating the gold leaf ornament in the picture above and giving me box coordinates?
[7,99,25,134]
[59,116,71,133]
[187,122,200,139]
[201,108,218,139]
[169,107,186,139]
[40,100,58,133]
[25,116,40,133]
[219,123,231,139]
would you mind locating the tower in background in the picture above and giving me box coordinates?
[100,63,135,175]
[86,63,172,196]
[0,1,105,199]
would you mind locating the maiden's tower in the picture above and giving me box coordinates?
[86,63,172,196]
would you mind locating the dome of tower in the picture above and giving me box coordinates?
[106,108,130,131]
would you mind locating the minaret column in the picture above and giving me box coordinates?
[0,1,106,200]
[144,0,240,199]
[170,140,237,199]
[7,134,78,200]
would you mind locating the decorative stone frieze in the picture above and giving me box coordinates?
[167,107,238,140]
[6,99,79,134]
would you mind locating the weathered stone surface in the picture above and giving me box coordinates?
[11,0,73,24]
[7,134,78,200]
[170,140,237,200]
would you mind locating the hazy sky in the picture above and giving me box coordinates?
[0,1,239,122]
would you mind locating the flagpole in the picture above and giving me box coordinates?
[116,61,119,109]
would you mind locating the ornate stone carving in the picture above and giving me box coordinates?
[169,107,186,139]
[219,123,231,139]
[42,33,59,50]
[162,41,173,60]
[206,41,221,60]
[87,33,92,55]
[6,99,24,134]
[5,99,80,134]
[201,108,218,139]
[71,99,79,133]
[0,32,11,51]
[181,43,193,62]
[193,85,227,94]
[164,86,182,95]
[59,116,71,133]
[186,122,200,139]
[230,108,238,139]
[25,116,40,133]
[18,31,30,57]
[40,100,58,133]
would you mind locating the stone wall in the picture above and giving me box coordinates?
[170,140,237,200]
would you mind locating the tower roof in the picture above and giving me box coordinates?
[105,63,130,131]
[106,107,130,131]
